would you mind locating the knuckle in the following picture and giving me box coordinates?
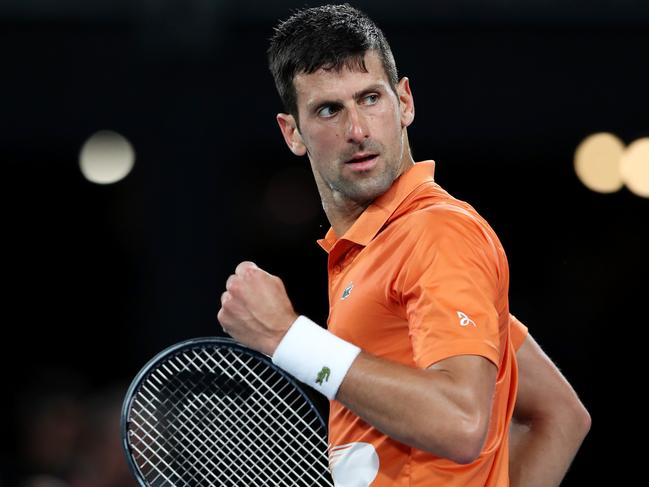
[228,280,241,295]
[236,261,258,276]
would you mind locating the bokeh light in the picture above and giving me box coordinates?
[574,132,625,193]
[620,137,649,198]
[79,130,135,184]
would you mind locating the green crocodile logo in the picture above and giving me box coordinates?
[341,282,354,300]
[315,366,331,385]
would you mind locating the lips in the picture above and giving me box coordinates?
[344,153,379,172]
[345,153,378,164]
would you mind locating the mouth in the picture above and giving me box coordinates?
[344,153,379,171]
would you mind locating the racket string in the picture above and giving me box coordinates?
[197,349,330,467]
[191,364,328,485]
[176,383,300,487]
[132,392,244,486]
[139,371,290,487]
[228,356,332,477]
[187,348,331,485]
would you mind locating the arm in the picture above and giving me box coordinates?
[337,352,496,464]
[218,261,497,464]
[509,333,591,487]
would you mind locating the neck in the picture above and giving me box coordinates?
[321,193,369,238]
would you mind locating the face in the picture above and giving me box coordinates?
[277,50,415,208]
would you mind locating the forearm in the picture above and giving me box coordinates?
[509,409,590,487]
[336,352,493,463]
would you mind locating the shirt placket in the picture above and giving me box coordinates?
[328,243,361,311]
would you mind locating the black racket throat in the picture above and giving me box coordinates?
[121,337,333,487]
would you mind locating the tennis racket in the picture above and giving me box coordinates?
[121,337,334,486]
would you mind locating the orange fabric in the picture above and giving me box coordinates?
[319,161,518,486]
[510,314,529,351]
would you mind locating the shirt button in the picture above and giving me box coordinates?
[333,265,342,274]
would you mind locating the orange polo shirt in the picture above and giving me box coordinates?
[318,161,518,486]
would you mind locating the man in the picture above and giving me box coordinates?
[218,4,590,486]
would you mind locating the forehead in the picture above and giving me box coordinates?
[293,51,391,107]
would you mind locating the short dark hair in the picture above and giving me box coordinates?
[268,3,399,119]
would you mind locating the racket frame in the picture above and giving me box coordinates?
[120,336,329,486]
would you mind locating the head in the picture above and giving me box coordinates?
[268,3,399,120]
[268,4,415,209]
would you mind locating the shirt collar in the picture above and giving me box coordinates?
[317,161,436,253]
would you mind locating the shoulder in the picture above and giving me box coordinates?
[393,200,494,248]
[387,199,506,286]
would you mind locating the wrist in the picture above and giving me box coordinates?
[271,315,361,400]
[265,312,299,356]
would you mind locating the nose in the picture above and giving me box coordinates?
[345,106,370,144]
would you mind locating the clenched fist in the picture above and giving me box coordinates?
[217,261,299,356]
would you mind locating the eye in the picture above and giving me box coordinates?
[317,104,340,118]
[362,93,380,105]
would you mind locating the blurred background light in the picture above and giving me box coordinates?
[79,130,135,184]
[574,132,625,193]
[620,137,649,198]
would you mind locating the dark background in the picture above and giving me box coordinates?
[3,0,649,485]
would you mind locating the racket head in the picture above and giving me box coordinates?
[121,337,332,487]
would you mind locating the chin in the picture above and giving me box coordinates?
[347,178,394,204]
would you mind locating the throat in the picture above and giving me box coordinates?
[323,193,369,238]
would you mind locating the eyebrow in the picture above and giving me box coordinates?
[306,83,386,112]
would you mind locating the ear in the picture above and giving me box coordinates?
[276,113,307,156]
[397,77,415,128]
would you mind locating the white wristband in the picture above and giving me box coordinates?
[272,316,361,400]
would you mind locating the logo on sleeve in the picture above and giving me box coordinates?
[457,311,477,327]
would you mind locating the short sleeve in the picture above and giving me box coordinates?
[398,208,504,370]
[509,314,529,351]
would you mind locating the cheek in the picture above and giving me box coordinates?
[374,105,402,139]
[375,102,401,128]
[305,127,341,154]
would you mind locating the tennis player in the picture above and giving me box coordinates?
[218,4,590,486]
